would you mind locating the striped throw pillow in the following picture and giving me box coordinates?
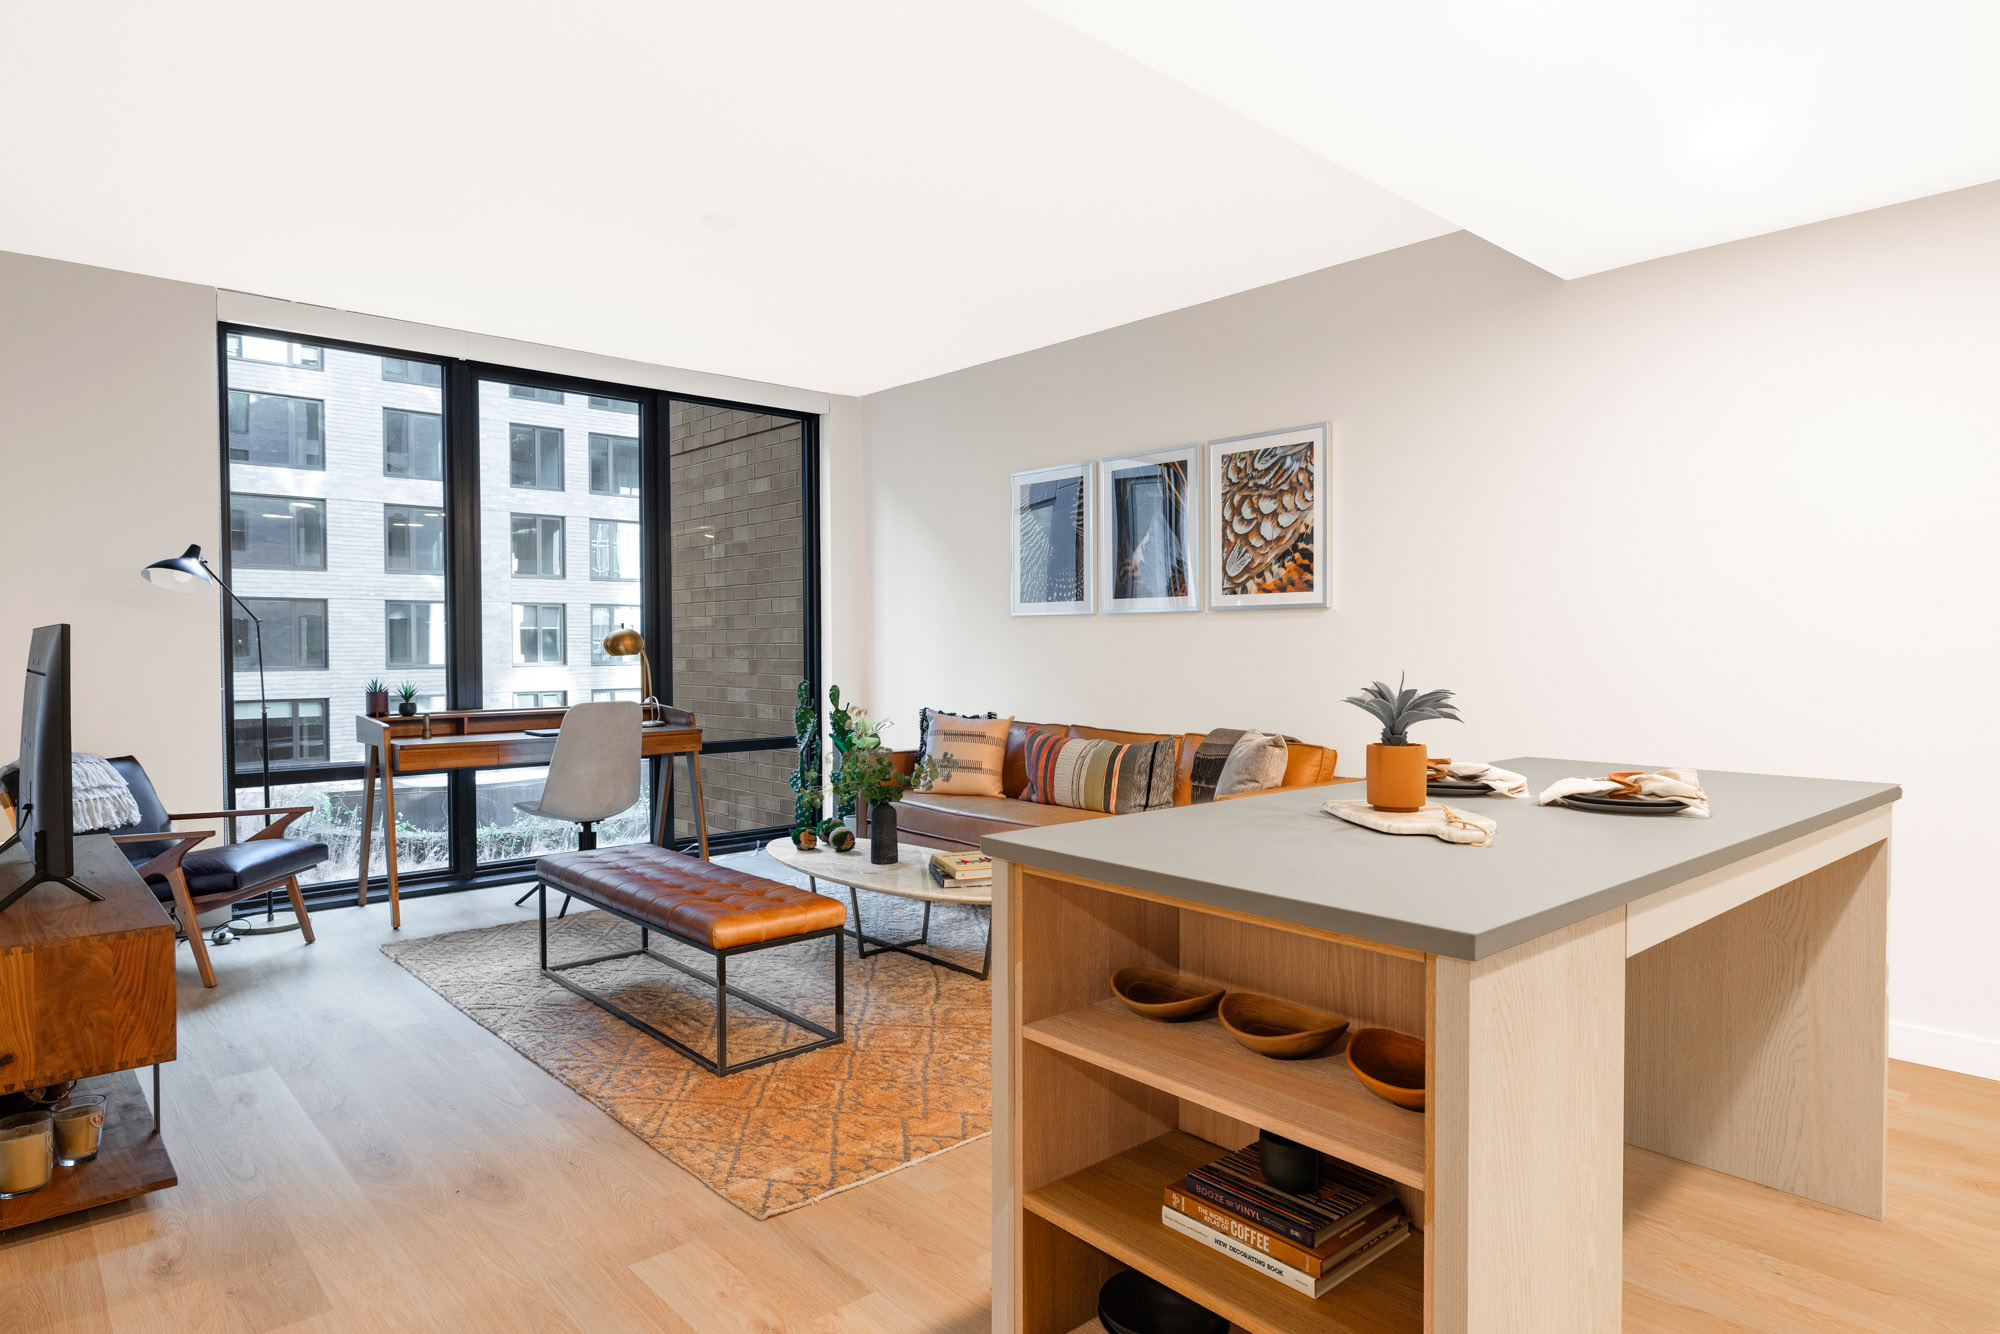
[924,712,1012,796]
[1023,729,1178,814]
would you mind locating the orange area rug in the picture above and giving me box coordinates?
[382,862,991,1218]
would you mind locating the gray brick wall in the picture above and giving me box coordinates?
[668,401,804,834]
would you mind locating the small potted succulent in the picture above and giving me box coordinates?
[396,681,421,717]
[1344,675,1461,812]
[365,678,390,718]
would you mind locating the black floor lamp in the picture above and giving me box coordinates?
[142,543,301,936]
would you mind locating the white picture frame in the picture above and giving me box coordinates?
[1205,423,1329,610]
[1098,443,1201,613]
[1010,461,1095,615]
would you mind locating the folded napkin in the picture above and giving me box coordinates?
[1425,757,1529,799]
[1537,767,1710,818]
[71,753,140,832]
[1323,799,1497,847]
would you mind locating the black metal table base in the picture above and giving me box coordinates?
[536,883,844,1076]
[814,879,993,981]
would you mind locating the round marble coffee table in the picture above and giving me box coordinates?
[763,838,992,980]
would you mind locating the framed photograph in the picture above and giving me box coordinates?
[1098,443,1200,613]
[1205,423,1328,610]
[1010,461,1094,615]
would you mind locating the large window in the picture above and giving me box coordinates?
[589,519,639,581]
[230,494,326,569]
[589,433,640,496]
[509,424,564,490]
[232,598,327,670]
[385,504,447,572]
[514,603,564,663]
[234,698,329,768]
[222,330,815,893]
[228,391,324,469]
[384,407,443,478]
[510,513,564,577]
[385,601,446,667]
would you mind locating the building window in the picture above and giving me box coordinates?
[589,433,640,496]
[514,690,569,708]
[227,390,324,469]
[385,504,447,573]
[227,332,323,370]
[589,519,639,581]
[589,604,641,663]
[385,601,446,667]
[509,385,563,404]
[514,604,565,664]
[229,494,326,569]
[384,408,443,478]
[591,688,639,702]
[233,698,329,768]
[381,357,442,387]
[509,424,564,490]
[510,513,564,577]
[230,598,327,670]
[588,395,639,414]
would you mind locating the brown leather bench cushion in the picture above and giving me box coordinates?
[536,845,847,950]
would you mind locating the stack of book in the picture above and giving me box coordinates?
[927,851,992,890]
[1162,1141,1409,1299]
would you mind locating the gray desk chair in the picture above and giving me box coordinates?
[510,701,642,917]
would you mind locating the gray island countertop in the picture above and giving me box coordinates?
[981,757,1898,959]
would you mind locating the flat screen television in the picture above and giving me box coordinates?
[1,624,99,910]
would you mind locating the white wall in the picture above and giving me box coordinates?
[858,181,2000,1079]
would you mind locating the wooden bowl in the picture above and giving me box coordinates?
[1217,991,1348,1059]
[1110,967,1225,1022]
[1346,1027,1427,1110]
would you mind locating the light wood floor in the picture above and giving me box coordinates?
[1,887,1994,1333]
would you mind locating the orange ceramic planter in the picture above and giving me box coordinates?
[1366,742,1427,812]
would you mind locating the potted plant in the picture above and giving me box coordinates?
[1344,675,1461,812]
[828,703,954,864]
[365,678,390,718]
[396,681,420,718]
[788,681,824,849]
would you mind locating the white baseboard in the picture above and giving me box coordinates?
[1890,1019,2000,1082]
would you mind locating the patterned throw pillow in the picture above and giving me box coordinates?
[1023,729,1178,813]
[1187,728,1290,803]
[923,712,1012,796]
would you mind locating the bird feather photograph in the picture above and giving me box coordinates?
[1009,460,1095,615]
[1099,442,1200,612]
[1205,423,1329,609]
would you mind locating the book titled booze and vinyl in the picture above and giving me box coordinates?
[1163,1186,1403,1278]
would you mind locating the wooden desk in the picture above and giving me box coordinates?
[0,834,178,1230]
[354,709,707,929]
[984,759,1900,1334]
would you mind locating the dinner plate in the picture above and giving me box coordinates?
[1560,792,1687,815]
[1427,780,1492,797]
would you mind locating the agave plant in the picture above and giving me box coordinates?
[1344,674,1462,746]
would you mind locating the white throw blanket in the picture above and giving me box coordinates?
[1323,799,1497,847]
[72,753,141,832]
[1427,759,1529,799]
[1537,767,1710,818]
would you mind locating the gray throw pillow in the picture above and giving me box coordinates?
[1214,729,1289,797]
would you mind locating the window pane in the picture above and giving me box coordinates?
[509,513,563,577]
[589,433,640,496]
[472,765,651,863]
[589,604,641,663]
[233,698,329,769]
[589,518,638,580]
[509,385,563,403]
[226,334,446,777]
[238,775,449,885]
[663,749,793,841]
[669,402,804,742]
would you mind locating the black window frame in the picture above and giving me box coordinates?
[216,323,822,909]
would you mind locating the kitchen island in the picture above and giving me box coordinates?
[983,758,1899,1334]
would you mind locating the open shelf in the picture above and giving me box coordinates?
[1025,1000,1425,1189]
[1025,1132,1423,1334]
[0,1069,175,1231]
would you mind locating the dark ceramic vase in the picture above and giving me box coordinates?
[869,801,899,864]
[366,691,389,717]
[1257,1129,1322,1196]
[398,701,417,717]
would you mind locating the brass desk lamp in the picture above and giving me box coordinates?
[600,628,667,727]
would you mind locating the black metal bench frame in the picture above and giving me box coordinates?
[536,881,844,1076]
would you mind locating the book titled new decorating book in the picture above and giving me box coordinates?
[1163,1187,1403,1278]
[1160,1206,1411,1298]
[1181,1142,1399,1248]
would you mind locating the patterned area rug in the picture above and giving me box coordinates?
[381,851,992,1218]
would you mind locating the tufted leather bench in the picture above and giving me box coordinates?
[531,844,846,1075]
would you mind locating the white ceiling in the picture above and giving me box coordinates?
[0,0,1451,396]
[1022,0,2000,279]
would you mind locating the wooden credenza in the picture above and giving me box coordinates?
[0,833,177,1229]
